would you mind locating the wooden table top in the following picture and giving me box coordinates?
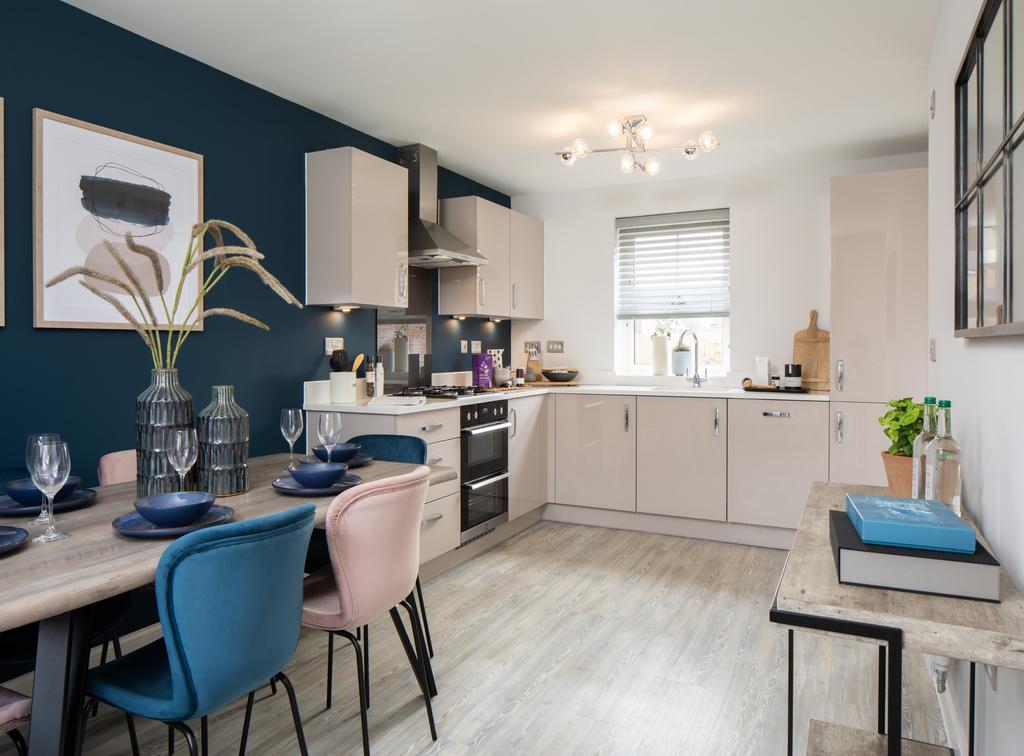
[0,454,425,632]
[775,482,1024,670]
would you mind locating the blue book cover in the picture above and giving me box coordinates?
[845,494,976,554]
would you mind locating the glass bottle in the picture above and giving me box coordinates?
[925,400,962,516]
[911,396,937,499]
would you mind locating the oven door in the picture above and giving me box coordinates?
[461,472,509,543]
[461,421,510,481]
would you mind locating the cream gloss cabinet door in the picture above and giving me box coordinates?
[727,400,829,529]
[510,210,544,319]
[438,196,511,317]
[553,394,637,512]
[508,394,549,519]
[829,401,888,487]
[637,397,726,521]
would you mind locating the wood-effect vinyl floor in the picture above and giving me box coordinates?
[1,522,947,755]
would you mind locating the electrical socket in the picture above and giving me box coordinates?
[471,340,482,354]
[324,337,344,356]
[460,340,468,354]
[546,340,564,354]
[524,341,541,355]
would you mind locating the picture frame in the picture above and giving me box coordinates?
[1,97,5,328]
[33,109,204,330]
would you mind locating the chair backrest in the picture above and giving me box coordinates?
[155,504,315,718]
[347,434,427,465]
[323,466,431,629]
[97,450,136,487]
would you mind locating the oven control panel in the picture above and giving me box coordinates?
[462,400,508,429]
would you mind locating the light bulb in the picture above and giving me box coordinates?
[570,138,590,159]
[682,141,699,161]
[620,153,637,174]
[644,159,661,176]
[698,130,719,152]
[637,120,653,144]
[606,120,623,138]
[559,151,577,167]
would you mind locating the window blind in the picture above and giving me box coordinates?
[615,208,730,320]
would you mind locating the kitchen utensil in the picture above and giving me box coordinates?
[541,368,579,383]
[330,371,358,404]
[351,353,365,374]
[525,347,542,383]
[134,491,215,527]
[792,310,829,391]
[329,349,349,372]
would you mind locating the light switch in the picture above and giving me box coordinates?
[546,340,564,354]
[471,340,482,354]
[460,340,468,354]
[324,337,344,356]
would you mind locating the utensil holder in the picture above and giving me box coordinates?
[330,372,357,404]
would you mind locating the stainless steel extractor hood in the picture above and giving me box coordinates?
[398,144,488,268]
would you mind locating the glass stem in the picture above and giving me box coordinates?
[179,471,186,491]
[289,442,295,469]
[45,494,55,535]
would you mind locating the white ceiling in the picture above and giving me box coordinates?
[66,0,940,197]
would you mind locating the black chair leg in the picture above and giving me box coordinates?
[274,672,310,756]
[416,576,435,658]
[239,690,255,756]
[401,597,437,741]
[270,677,277,696]
[401,596,437,698]
[390,607,429,699]
[169,725,175,754]
[168,721,198,756]
[125,712,140,756]
[338,631,370,756]
[201,715,209,756]
[363,624,370,709]
[326,631,335,709]
[8,729,28,756]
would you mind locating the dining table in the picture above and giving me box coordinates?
[0,452,429,756]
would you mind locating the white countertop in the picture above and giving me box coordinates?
[303,381,830,415]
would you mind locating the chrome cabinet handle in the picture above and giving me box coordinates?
[464,421,511,436]
[398,263,408,302]
[836,411,845,444]
[836,359,845,392]
[421,512,443,526]
[762,411,792,418]
[624,404,630,431]
[510,408,518,439]
[479,277,487,306]
[427,457,443,466]
[714,407,720,437]
[421,423,443,432]
[463,472,510,490]
[512,282,519,310]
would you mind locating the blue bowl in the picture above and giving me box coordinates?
[4,476,82,505]
[134,491,215,527]
[313,443,361,464]
[290,462,348,489]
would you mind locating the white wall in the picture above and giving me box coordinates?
[511,153,925,384]
[928,1,1024,753]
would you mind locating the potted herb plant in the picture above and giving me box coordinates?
[878,397,923,497]
[671,337,693,377]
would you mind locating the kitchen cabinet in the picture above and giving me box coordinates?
[420,493,459,564]
[637,397,726,522]
[439,196,511,317]
[508,394,549,519]
[829,401,888,487]
[510,210,544,319]
[727,399,829,529]
[830,168,928,402]
[306,146,409,309]
[553,394,636,512]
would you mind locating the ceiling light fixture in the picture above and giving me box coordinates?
[557,115,720,176]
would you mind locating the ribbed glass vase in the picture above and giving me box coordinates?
[136,369,194,497]
[197,385,250,496]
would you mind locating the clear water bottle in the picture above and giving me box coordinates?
[924,400,962,516]
[911,396,937,499]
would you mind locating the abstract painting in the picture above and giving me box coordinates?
[33,110,204,329]
[0,97,5,328]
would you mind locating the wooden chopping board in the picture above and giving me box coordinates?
[792,309,830,391]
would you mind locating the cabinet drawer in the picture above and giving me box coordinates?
[419,493,459,564]
[426,437,460,501]
[395,407,461,443]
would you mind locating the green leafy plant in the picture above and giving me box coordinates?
[878,397,923,457]
[673,343,691,352]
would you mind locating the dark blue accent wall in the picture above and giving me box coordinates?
[0,0,510,483]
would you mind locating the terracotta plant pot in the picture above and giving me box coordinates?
[880,452,913,498]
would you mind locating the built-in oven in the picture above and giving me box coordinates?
[460,400,510,543]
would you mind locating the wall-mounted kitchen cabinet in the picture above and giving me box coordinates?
[306,146,409,309]
[438,196,511,317]
[510,210,544,319]
[828,401,888,487]
[637,397,726,522]
[508,394,549,520]
[553,394,636,512]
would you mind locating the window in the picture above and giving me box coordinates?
[615,209,730,375]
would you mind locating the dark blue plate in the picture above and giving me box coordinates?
[272,474,362,497]
[346,453,374,469]
[3,476,82,505]
[112,505,234,539]
[0,526,29,556]
[0,488,97,518]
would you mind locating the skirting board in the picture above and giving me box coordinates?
[542,503,796,550]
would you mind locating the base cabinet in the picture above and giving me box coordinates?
[554,394,636,512]
[829,401,888,487]
[509,394,549,520]
[420,493,459,564]
[727,399,829,529]
[637,397,726,521]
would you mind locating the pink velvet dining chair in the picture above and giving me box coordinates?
[301,465,436,756]
[97,450,136,487]
[0,686,30,755]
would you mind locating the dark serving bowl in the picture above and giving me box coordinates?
[134,491,215,527]
[313,443,361,464]
[541,368,579,383]
[4,476,82,505]
[290,462,348,489]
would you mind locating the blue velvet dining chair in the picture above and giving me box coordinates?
[84,504,316,756]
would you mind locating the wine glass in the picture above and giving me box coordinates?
[317,412,343,463]
[167,428,198,491]
[26,433,62,525]
[28,440,71,542]
[280,409,304,470]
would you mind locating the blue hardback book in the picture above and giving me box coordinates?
[845,494,976,554]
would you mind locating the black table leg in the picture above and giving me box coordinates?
[878,645,887,734]
[28,607,92,756]
[787,628,794,756]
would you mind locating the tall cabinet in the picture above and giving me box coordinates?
[828,168,928,485]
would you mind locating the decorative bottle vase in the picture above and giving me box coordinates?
[197,385,250,496]
[136,369,194,497]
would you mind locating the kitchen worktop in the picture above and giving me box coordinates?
[303,381,830,415]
